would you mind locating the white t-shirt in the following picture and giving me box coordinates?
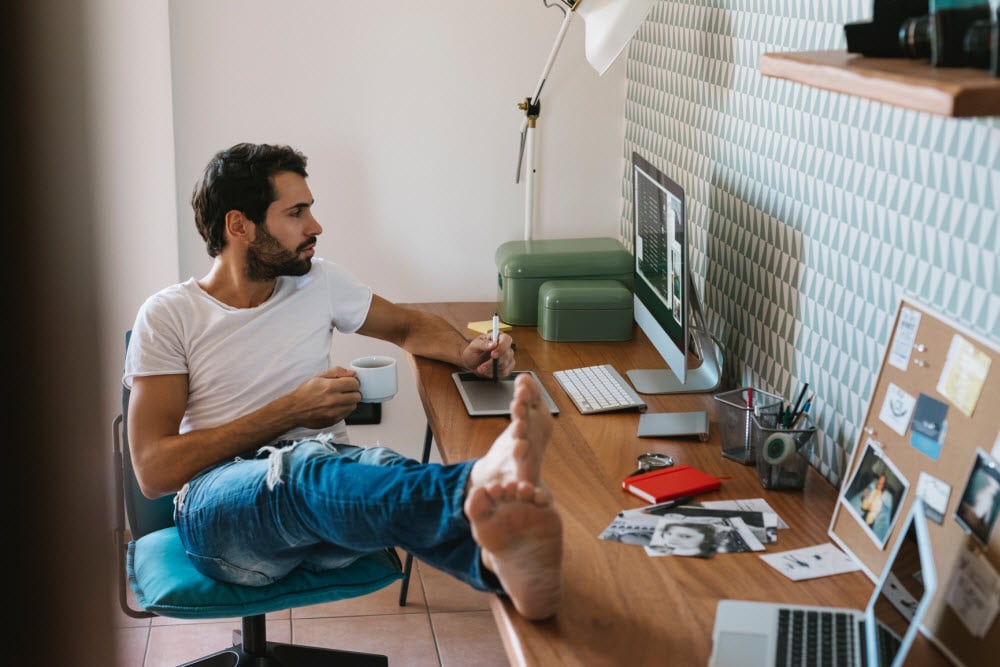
[124,258,373,445]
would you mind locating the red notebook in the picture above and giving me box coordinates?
[621,465,722,504]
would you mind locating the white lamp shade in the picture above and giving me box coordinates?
[576,0,656,75]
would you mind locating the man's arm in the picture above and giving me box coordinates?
[357,295,515,377]
[127,368,361,498]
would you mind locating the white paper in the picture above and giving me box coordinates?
[915,472,951,524]
[879,382,917,436]
[936,334,990,418]
[759,543,862,581]
[699,497,789,529]
[888,307,921,370]
[945,548,1000,638]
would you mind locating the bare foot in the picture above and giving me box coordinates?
[468,373,553,490]
[465,479,563,620]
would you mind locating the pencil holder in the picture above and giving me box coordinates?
[751,409,816,490]
[714,388,784,465]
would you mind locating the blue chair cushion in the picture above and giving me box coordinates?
[128,527,403,619]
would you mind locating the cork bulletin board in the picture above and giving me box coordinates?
[829,296,1000,667]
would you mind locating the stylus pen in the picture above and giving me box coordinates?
[491,312,500,381]
[642,496,696,515]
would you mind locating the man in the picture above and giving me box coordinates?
[124,142,562,620]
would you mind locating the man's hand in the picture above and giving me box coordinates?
[291,367,363,428]
[463,332,516,379]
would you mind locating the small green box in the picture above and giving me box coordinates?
[537,280,633,342]
[495,237,633,326]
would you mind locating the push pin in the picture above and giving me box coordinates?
[914,343,927,352]
[914,358,928,367]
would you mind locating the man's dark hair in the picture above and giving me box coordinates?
[191,143,308,257]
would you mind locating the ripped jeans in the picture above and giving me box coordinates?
[173,438,501,593]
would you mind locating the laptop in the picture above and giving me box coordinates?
[709,500,937,667]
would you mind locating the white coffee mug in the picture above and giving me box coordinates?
[350,355,398,403]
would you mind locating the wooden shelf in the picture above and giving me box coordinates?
[759,49,1000,117]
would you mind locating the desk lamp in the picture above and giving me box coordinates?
[516,0,655,240]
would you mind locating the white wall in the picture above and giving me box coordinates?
[162,1,631,455]
[89,0,180,425]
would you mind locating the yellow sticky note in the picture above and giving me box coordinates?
[467,319,512,335]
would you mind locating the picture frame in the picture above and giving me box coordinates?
[841,439,910,549]
[954,448,1000,545]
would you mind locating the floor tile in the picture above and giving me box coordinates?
[431,610,508,667]
[294,613,440,666]
[115,625,149,667]
[417,560,496,613]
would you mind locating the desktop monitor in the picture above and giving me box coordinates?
[627,152,722,394]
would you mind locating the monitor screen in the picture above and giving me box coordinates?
[627,152,721,394]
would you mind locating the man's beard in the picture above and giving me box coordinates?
[246,225,314,281]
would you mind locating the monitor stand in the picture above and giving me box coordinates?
[627,328,723,394]
[627,271,724,395]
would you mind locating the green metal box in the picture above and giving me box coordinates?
[537,280,634,342]
[495,237,633,326]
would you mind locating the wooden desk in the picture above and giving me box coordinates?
[406,302,950,667]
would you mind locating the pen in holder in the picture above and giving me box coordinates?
[750,404,816,490]
[714,387,784,465]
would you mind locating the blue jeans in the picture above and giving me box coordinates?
[173,438,501,593]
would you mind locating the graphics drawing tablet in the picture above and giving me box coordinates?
[452,371,559,417]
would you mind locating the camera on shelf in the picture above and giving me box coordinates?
[930,2,993,67]
[846,0,999,75]
[898,14,933,58]
[844,0,930,57]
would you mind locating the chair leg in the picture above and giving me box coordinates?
[241,615,266,654]
[179,614,389,666]
[399,422,434,607]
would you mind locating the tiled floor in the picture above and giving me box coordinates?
[113,557,509,666]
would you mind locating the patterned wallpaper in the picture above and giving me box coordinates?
[620,0,1000,486]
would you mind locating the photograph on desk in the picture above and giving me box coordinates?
[842,439,910,549]
[619,504,778,545]
[645,516,764,558]
[954,448,1000,545]
[598,512,659,546]
[599,506,766,557]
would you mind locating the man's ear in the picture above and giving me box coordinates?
[225,210,253,244]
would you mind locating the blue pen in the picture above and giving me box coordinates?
[792,395,814,428]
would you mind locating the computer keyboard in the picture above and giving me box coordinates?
[553,364,647,414]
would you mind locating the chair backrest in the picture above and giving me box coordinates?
[120,330,175,539]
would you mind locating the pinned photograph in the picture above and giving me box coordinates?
[842,440,910,549]
[955,449,1000,545]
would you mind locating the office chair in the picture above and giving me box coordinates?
[113,332,405,666]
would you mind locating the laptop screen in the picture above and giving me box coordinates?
[866,501,936,666]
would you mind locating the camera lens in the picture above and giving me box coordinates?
[899,15,932,58]
[932,5,991,67]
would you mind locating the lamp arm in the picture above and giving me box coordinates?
[526,9,576,111]
[517,8,577,240]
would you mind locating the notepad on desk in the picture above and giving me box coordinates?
[622,465,722,504]
[467,319,513,335]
